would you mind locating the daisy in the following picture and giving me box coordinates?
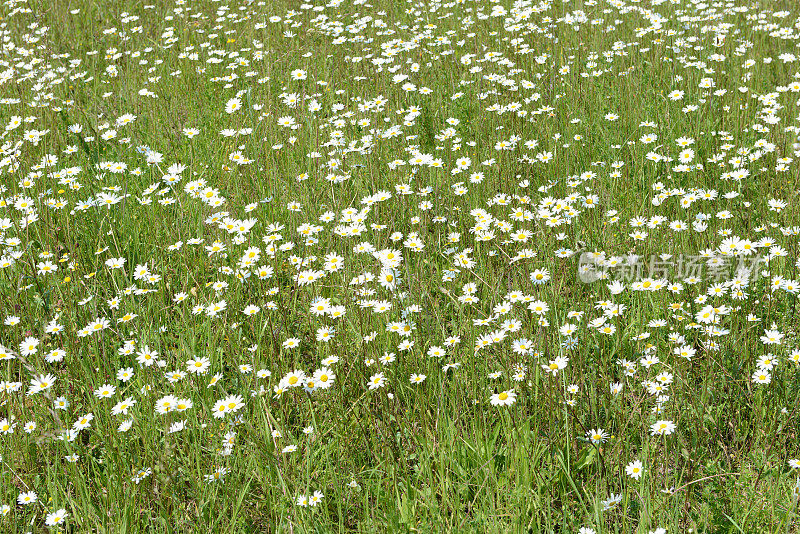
[625,460,644,479]
[587,428,608,444]
[225,97,242,114]
[367,373,386,390]
[650,420,676,436]
[94,384,116,399]
[490,389,517,406]
[17,491,37,505]
[28,373,56,396]
[45,508,68,526]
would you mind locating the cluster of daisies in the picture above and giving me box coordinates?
[0,0,799,530]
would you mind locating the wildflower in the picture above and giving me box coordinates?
[543,356,568,375]
[625,460,644,480]
[0,419,15,435]
[225,97,242,114]
[650,420,676,436]
[367,373,386,390]
[204,467,228,483]
[490,389,517,406]
[752,370,771,385]
[212,394,245,418]
[94,384,116,399]
[45,509,68,526]
[28,374,56,395]
[309,490,324,506]
[601,493,622,510]
[587,429,608,444]
[17,491,37,505]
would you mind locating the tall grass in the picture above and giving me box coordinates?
[0,0,799,531]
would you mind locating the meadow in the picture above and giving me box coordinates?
[1,0,800,531]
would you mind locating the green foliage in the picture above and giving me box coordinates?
[0,0,799,531]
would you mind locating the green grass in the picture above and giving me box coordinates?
[0,0,800,531]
